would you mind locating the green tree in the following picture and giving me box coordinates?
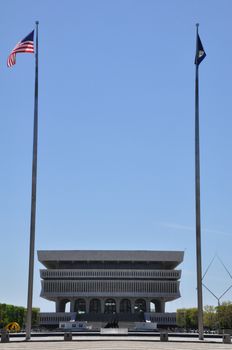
[176,309,187,328]
[186,308,198,329]
[216,302,232,329]
[0,303,40,328]
[176,308,198,329]
[32,308,40,327]
[203,305,217,329]
[177,302,232,331]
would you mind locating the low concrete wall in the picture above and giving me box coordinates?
[100,328,128,335]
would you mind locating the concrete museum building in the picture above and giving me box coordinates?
[38,250,184,328]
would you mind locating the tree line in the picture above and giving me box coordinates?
[177,302,232,330]
[1,301,232,331]
[0,303,39,328]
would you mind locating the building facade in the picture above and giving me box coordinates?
[38,250,184,327]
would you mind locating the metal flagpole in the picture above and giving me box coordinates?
[195,23,204,341]
[25,20,39,341]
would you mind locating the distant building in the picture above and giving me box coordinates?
[38,250,184,327]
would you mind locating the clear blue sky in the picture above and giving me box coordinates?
[1,0,232,313]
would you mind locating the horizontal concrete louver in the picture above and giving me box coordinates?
[41,280,180,297]
[40,269,182,280]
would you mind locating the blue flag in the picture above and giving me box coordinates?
[195,34,206,65]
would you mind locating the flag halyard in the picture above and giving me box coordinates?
[7,30,34,67]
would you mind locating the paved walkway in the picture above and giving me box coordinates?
[0,337,231,350]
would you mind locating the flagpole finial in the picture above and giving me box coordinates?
[36,21,39,25]
[196,23,199,28]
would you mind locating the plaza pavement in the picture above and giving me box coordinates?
[0,336,231,350]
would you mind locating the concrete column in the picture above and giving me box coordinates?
[70,300,75,312]
[55,300,61,312]
[156,300,165,313]
[85,299,90,313]
[131,299,135,313]
[155,301,160,313]
[146,300,150,313]
[116,299,120,313]
[160,301,165,313]
[101,299,105,313]
[56,300,65,312]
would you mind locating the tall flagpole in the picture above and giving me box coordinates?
[26,20,39,341]
[195,23,204,341]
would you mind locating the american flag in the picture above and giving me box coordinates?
[7,30,34,67]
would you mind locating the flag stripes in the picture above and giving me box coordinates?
[7,30,34,67]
